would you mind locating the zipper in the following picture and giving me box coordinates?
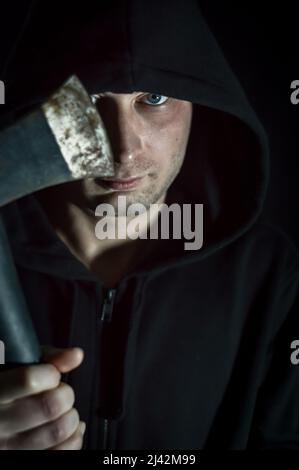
[100,287,117,322]
[99,287,117,449]
[103,418,109,449]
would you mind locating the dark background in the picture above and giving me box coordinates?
[200,1,299,247]
[0,1,298,246]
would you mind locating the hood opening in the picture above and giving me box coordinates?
[172,103,268,252]
[1,0,269,277]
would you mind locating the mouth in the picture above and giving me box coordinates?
[95,175,145,191]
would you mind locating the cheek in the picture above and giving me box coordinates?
[141,104,191,169]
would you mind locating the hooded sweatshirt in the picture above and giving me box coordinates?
[1,0,299,450]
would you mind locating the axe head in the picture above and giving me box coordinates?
[41,75,114,180]
[0,75,115,207]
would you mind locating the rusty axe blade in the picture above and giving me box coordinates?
[0,75,115,207]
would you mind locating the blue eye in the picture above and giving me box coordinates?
[142,94,168,106]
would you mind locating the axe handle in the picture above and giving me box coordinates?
[0,108,72,208]
[0,214,41,364]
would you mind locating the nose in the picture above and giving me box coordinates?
[94,95,143,166]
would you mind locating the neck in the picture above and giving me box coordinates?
[36,189,165,287]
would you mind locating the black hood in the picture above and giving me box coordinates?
[1,0,269,279]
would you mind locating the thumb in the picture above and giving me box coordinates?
[41,345,84,374]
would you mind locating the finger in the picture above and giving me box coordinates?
[0,382,75,436]
[6,408,80,450]
[49,421,86,450]
[0,364,61,404]
[41,346,84,374]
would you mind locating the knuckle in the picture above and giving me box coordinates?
[39,383,75,420]
[39,392,60,420]
[50,419,69,443]
[20,365,60,393]
[18,366,39,392]
[59,383,75,409]
[50,409,79,444]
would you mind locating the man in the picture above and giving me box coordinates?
[34,91,193,289]
[0,0,298,450]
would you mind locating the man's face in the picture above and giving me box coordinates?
[69,91,192,215]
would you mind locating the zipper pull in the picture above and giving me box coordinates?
[100,288,116,322]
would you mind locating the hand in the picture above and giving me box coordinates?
[0,346,85,450]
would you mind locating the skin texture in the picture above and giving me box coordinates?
[37,91,193,286]
[81,91,193,212]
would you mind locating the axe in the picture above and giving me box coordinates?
[0,75,114,365]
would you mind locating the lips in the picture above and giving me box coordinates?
[97,176,144,190]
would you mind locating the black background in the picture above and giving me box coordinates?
[0,1,298,246]
[200,1,299,247]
